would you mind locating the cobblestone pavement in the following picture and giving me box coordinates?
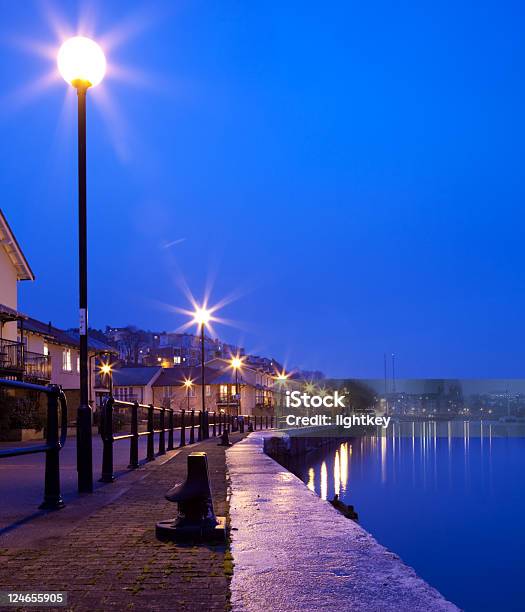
[0,433,245,612]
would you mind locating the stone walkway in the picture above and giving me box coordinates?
[227,432,460,612]
[0,434,244,611]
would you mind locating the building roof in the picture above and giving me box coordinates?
[152,365,225,387]
[113,366,162,387]
[21,316,116,353]
[0,302,28,323]
[0,209,34,281]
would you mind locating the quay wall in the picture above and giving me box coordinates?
[227,431,459,612]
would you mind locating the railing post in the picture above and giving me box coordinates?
[266,415,269,429]
[146,404,155,461]
[247,415,250,431]
[128,401,139,469]
[158,408,166,455]
[212,412,217,437]
[39,388,65,509]
[218,412,222,436]
[180,409,186,447]
[100,396,115,482]
[197,410,202,441]
[190,410,195,444]
[270,415,274,428]
[168,409,174,450]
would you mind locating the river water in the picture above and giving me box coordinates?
[289,422,525,612]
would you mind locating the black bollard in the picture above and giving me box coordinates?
[159,408,166,455]
[146,405,155,461]
[180,409,186,447]
[39,388,66,509]
[218,429,232,446]
[128,401,139,469]
[167,409,174,451]
[190,410,195,444]
[100,396,115,482]
[156,452,226,543]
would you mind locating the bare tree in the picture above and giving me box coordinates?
[118,326,149,365]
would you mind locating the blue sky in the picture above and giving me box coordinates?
[1,0,525,378]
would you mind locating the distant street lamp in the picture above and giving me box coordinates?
[230,356,243,416]
[58,36,106,493]
[192,306,211,439]
[183,377,193,412]
[99,360,113,397]
[275,370,289,423]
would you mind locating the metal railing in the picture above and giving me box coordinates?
[0,378,68,510]
[0,339,23,372]
[98,397,275,482]
[24,351,51,381]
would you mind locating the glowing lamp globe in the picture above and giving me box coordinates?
[231,357,242,370]
[193,307,211,327]
[57,36,106,88]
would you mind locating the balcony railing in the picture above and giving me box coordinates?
[0,340,51,381]
[256,397,273,408]
[24,351,51,381]
[0,339,23,372]
[217,394,239,405]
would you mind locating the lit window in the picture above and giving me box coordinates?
[205,385,211,396]
[173,356,181,364]
[77,356,80,372]
[43,343,49,356]
[62,349,72,372]
[220,384,228,396]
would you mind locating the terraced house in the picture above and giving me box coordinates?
[0,209,115,417]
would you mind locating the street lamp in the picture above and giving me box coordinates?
[230,356,243,417]
[191,306,211,438]
[99,360,113,397]
[58,36,106,493]
[183,377,193,412]
[275,370,289,424]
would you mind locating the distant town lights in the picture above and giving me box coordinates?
[57,36,106,88]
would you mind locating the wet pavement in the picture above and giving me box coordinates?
[227,432,459,612]
[0,428,197,532]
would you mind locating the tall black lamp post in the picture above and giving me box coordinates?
[192,307,211,439]
[58,36,106,493]
[230,356,243,417]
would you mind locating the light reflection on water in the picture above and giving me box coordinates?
[290,422,525,612]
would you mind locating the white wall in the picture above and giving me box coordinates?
[0,246,19,341]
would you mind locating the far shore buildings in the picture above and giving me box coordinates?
[0,209,116,419]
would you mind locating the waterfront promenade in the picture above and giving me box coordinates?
[0,433,241,611]
[0,429,459,612]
